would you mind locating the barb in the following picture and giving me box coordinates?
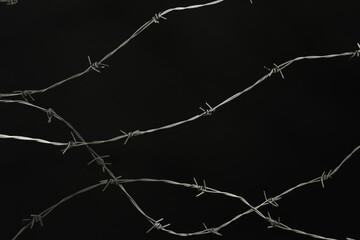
[265,212,280,229]
[193,178,207,197]
[0,0,17,5]
[264,213,338,240]
[23,214,44,229]
[152,12,167,23]
[199,102,215,116]
[202,223,222,236]
[12,90,35,102]
[320,170,332,188]
[87,56,109,73]
[87,155,112,172]
[146,218,171,233]
[61,132,78,154]
[61,141,75,154]
[264,63,285,79]
[120,130,143,145]
[263,190,280,207]
[100,176,122,191]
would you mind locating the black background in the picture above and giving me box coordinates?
[1,0,360,239]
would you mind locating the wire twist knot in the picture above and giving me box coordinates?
[199,102,215,116]
[264,63,285,79]
[87,56,109,73]
[23,214,43,229]
[152,12,166,23]
[146,218,170,233]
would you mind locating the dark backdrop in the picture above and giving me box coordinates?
[1,1,359,239]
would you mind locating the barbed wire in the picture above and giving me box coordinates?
[1,1,236,240]
[1,45,359,149]
[1,1,358,240]
[10,143,359,239]
[0,0,226,100]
